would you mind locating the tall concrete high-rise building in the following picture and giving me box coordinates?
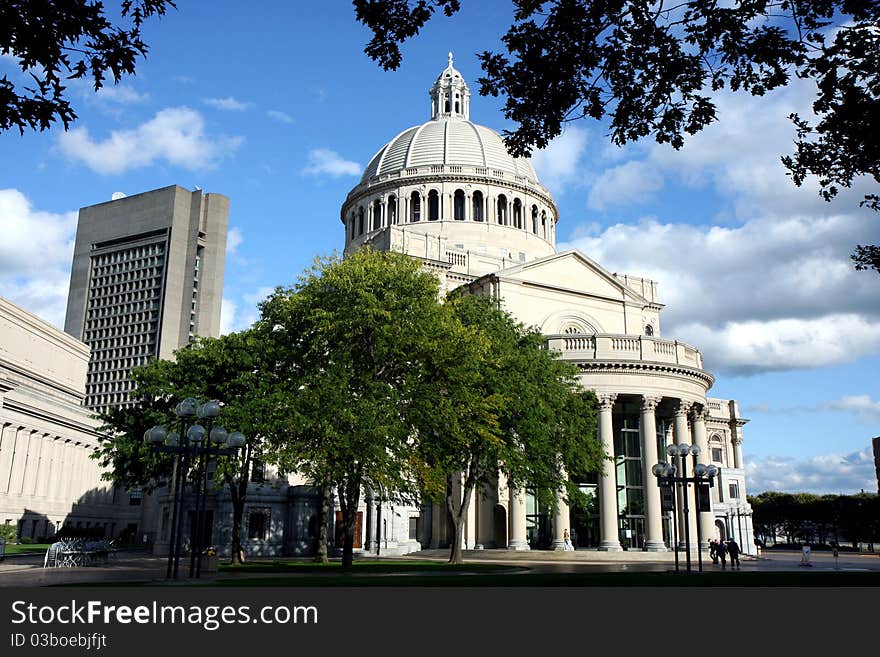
[64,185,229,413]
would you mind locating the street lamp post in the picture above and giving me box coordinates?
[652,443,718,574]
[145,398,247,579]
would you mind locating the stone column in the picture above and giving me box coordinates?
[673,401,698,551]
[507,481,530,550]
[364,490,375,551]
[691,405,714,550]
[0,423,14,494]
[550,462,571,551]
[733,435,744,470]
[597,394,622,551]
[640,396,666,551]
[8,426,29,495]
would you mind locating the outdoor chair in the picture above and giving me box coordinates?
[43,542,62,568]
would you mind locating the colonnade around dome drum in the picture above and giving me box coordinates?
[418,328,751,554]
[343,171,557,248]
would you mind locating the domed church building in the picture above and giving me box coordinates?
[342,55,755,555]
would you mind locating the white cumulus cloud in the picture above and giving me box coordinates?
[531,125,588,195]
[746,448,876,495]
[267,110,294,124]
[226,227,243,255]
[203,97,255,112]
[57,107,243,174]
[0,189,76,328]
[301,149,360,177]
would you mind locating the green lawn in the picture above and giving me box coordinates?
[2,543,50,555]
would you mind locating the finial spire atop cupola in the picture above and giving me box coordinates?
[430,50,470,121]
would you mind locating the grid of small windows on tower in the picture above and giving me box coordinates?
[82,241,168,412]
[188,247,203,341]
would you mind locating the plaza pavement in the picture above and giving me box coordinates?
[1,547,878,586]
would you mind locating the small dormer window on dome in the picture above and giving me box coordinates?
[430,52,470,120]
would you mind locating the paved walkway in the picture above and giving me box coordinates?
[1,548,878,586]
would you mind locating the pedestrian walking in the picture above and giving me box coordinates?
[727,538,741,569]
[709,539,718,564]
[832,542,840,570]
[563,528,573,552]
[716,538,727,568]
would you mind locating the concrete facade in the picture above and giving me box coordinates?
[64,185,228,414]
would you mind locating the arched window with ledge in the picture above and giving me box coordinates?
[372,199,382,230]
[497,194,507,225]
[349,212,356,240]
[358,206,365,236]
[453,189,466,220]
[644,324,654,336]
[531,205,538,234]
[388,196,397,225]
[513,198,522,229]
[428,189,439,221]
[472,191,484,221]
[410,192,421,222]
[541,210,547,238]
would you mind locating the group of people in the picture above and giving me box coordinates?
[709,538,741,569]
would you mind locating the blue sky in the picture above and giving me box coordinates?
[1,1,878,495]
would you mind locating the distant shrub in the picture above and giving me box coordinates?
[0,525,16,542]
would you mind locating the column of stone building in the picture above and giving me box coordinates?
[22,430,40,496]
[364,490,375,551]
[61,441,75,504]
[640,396,666,551]
[507,481,530,550]
[673,402,698,551]
[550,464,570,551]
[732,435,744,469]
[691,406,714,550]
[597,394,622,551]
[9,426,29,495]
[46,437,62,503]
[0,423,13,494]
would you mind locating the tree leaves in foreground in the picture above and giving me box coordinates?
[1,0,176,133]
[354,1,880,272]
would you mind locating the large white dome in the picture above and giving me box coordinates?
[361,120,539,184]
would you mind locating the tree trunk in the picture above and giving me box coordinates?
[446,467,477,565]
[227,444,252,565]
[338,468,362,571]
[314,481,331,564]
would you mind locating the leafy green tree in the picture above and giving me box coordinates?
[412,294,602,563]
[95,328,280,564]
[259,249,454,569]
[1,1,176,133]
[354,1,880,271]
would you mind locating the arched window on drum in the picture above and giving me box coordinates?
[372,199,382,230]
[410,192,421,222]
[472,191,484,222]
[428,190,440,221]
[388,195,397,225]
[497,195,508,225]
[513,198,523,229]
[454,189,466,221]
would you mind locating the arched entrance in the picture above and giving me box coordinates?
[493,504,507,548]
[715,519,727,541]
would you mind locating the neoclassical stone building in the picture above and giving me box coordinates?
[0,297,144,541]
[341,55,754,555]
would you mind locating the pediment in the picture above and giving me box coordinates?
[495,250,652,305]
